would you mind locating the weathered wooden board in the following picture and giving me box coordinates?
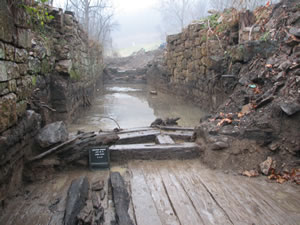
[141,164,181,225]
[187,162,300,225]
[155,134,175,144]
[110,143,200,160]
[157,126,194,131]
[127,160,300,225]
[110,172,134,225]
[130,166,163,225]
[117,127,156,134]
[158,167,204,225]
[169,163,233,225]
[117,130,160,144]
[162,130,194,141]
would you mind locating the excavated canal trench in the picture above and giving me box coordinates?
[68,83,207,132]
[1,76,300,225]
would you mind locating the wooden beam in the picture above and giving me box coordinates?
[110,143,200,160]
[117,130,161,144]
[155,134,175,144]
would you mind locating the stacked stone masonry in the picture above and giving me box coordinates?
[0,1,103,199]
[150,9,276,110]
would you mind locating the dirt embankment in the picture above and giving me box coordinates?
[148,0,300,179]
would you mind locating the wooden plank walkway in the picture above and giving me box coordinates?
[128,160,300,225]
[1,160,300,225]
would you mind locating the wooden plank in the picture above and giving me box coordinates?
[117,130,160,144]
[110,143,200,160]
[159,167,204,225]
[157,126,194,131]
[111,172,134,225]
[117,127,156,134]
[141,164,180,225]
[170,163,233,225]
[190,168,259,225]
[187,164,291,225]
[229,177,300,225]
[155,134,175,145]
[130,165,163,225]
[162,130,194,141]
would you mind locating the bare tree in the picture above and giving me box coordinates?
[209,0,280,11]
[66,0,117,53]
[158,0,208,34]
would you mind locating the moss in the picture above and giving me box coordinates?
[41,58,51,74]
[70,69,81,81]
[31,75,37,86]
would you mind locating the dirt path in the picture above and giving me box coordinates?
[1,160,299,225]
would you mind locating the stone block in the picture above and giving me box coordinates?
[16,76,33,100]
[36,121,69,148]
[18,64,28,75]
[55,60,72,74]
[200,46,207,56]
[0,61,20,82]
[0,93,17,133]
[8,79,17,92]
[15,48,28,63]
[0,61,7,82]
[28,56,41,74]
[0,82,7,93]
[0,3,15,43]
[0,42,4,59]
[5,44,15,61]
[17,28,32,49]
[16,100,27,118]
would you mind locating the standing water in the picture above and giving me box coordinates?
[68,83,207,132]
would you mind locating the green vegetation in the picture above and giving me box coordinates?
[31,75,37,86]
[260,31,270,42]
[70,69,81,81]
[216,23,228,33]
[22,0,54,30]
[207,14,220,29]
[201,35,207,42]
[197,13,221,31]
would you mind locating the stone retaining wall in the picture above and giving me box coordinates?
[0,1,103,199]
[148,9,274,110]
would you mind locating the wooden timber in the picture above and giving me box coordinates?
[110,143,200,160]
[116,130,160,144]
[155,134,175,144]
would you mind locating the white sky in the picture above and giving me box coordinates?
[53,0,162,55]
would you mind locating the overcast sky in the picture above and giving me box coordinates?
[111,0,162,54]
[53,0,163,55]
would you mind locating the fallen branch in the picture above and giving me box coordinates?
[28,134,83,162]
[41,104,56,112]
[207,19,224,51]
[99,117,121,129]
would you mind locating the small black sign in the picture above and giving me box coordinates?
[89,146,110,170]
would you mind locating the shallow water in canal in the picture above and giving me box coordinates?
[68,83,207,132]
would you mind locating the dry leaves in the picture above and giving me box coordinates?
[242,170,259,177]
[265,64,272,68]
[217,118,232,127]
[268,168,300,184]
